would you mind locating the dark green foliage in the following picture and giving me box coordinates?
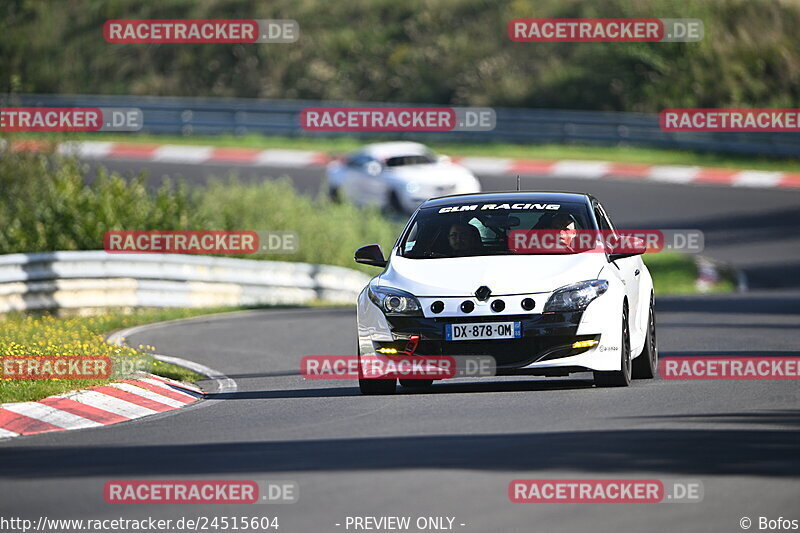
[1,0,798,111]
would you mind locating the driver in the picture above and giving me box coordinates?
[534,213,578,253]
[447,223,482,254]
[547,213,578,252]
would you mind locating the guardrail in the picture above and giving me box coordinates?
[5,93,800,157]
[0,251,370,313]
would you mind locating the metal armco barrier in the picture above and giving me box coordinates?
[0,251,370,313]
[6,93,800,157]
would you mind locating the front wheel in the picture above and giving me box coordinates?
[399,379,434,390]
[385,190,405,215]
[359,377,397,395]
[632,293,658,379]
[594,303,632,387]
[357,340,397,395]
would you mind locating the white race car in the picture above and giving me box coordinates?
[354,192,658,394]
[325,142,481,214]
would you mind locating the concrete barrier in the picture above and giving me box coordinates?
[0,251,370,313]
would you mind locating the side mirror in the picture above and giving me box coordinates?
[355,244,387,267]
[607,233,646,262]
[608,251,643,262]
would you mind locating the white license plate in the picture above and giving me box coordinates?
[445,322,521,341]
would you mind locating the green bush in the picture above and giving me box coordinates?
[0,145,402,271]
[2,0,799,111]
[194,177,401,269]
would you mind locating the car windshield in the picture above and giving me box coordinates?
[385,154,436,167]
[399,201,594,258]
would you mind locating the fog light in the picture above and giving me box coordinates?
[521,298,535,311]
[572,340,599,349]
[460,301,475,313]
[376,347,399,354]
[431,301,444,314]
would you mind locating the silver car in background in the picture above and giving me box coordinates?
[325,142,482,213]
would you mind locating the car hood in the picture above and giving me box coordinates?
[378,253,607,296]
[384,163,475,186]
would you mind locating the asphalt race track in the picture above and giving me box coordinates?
[2,158,799,532]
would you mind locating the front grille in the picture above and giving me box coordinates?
[416,336,578,367]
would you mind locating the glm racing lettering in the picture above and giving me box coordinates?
[438,203,560,213]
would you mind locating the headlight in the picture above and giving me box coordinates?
[405,182,421,194]
[544,280,608,312]
[368,282,422,316]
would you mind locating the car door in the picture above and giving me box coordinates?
[342,153,386,207]
[339,153,370,206]
[595,202,643,339]
[361,156,389,206]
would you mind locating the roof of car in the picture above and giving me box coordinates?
[358,142,429,160]
[420,191,595,208]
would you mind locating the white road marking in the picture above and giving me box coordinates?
[153,145,214,163]
[732,171,784,188]
[457,157,513,175]
[1,402,101,430]
[0,427,21,440]
[136,377,201,399]
[109,383,187,408]
[551,160,610,179]
[647,166,701,183]
[254,149,320,167]
[61,390,157,419]
[58,141,114,158]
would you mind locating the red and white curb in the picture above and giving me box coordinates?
[453,157,800,189]
[0,318,238,442]
[0,372,202,440]
[29,140,330,167]
[6,139,800,190]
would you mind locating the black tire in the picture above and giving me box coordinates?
[632,293,658,379]
[359,377,397,395]
[399,379,434,389]
[328,186,342,203]
[386,190,404,214]
[594,303,632,387]
[357,339,397,395]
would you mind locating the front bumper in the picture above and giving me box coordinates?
[357,285,625,374]
[381,313,598,372]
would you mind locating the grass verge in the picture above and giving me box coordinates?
[644,253,734,295]
[0,307,248,403]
